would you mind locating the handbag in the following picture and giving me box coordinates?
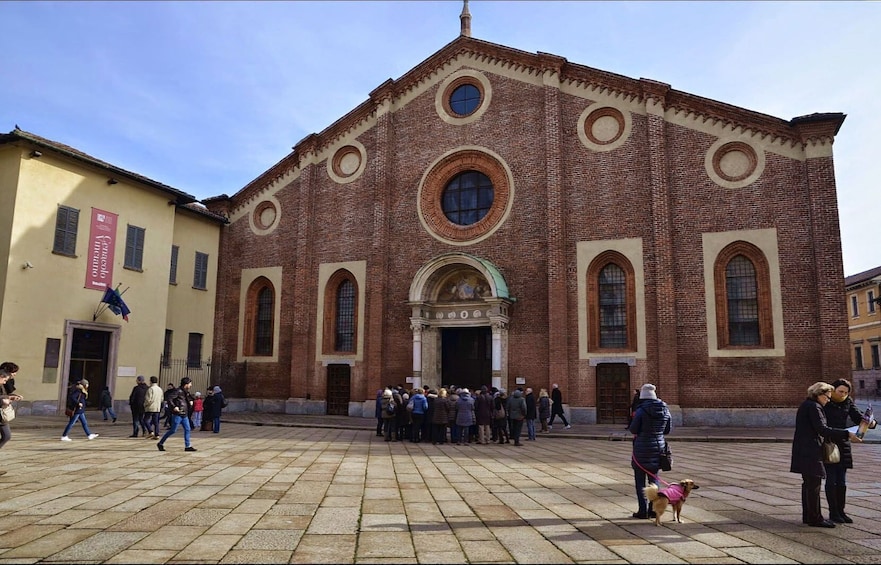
[823,440,841,464]
[64,408,74,417]
[659,442,673,471]
[0,403,14,423]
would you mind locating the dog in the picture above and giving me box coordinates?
[643,479,699,526]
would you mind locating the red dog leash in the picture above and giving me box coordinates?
[631,453,673,487]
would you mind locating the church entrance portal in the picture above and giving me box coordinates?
[441,326,491,390]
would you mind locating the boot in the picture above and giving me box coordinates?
[837,486,853,523]
[826,483,844,523]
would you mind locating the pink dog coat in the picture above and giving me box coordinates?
[660,483,688,504]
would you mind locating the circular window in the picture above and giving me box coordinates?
[435,70,492,125]
[418,147,514,245]
[577,104,632,153]
[249,196,281,235]
[442,171,494,226]
[326,140,367,184]
[713,142,757,182]
[449,84,481,117]
[333,146,361,177]
[704,138,764,189]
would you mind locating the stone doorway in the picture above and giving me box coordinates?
[408,253,513,392]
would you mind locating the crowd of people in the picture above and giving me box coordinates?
[374,383,572,447]
[0,357,877,530]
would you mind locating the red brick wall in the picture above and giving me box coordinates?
[210,57,849,411]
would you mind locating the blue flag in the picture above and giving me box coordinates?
[101,286,131,322]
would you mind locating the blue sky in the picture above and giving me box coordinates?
[1,1,878,275]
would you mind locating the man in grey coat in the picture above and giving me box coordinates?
[506,389,527,446]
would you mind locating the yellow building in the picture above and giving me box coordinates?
[0,128,224,414]
[845,265,881,397]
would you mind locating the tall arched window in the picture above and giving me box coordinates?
[255,287,274,355]
[244,277,274,356]
[323,270,358,355]
[714,242,773,349]
[587,252,636,352]
[335,279,355,352]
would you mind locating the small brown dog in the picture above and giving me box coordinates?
[643,480,699,526]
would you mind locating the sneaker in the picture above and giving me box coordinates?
[157,443,165,451]
[565,425,571,430]
[548,425,553,431]
[88,434,99,440]
[112,418,117,423]
[60,436,71,442]
[184,446,197,452]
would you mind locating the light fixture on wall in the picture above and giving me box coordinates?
[29,150,42,158]
[107,178,119,185]
[21,261,34,270]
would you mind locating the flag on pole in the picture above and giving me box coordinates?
[101,285,131,322]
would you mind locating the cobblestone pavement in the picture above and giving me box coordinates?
[0,414,880,563]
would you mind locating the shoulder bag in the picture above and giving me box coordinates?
[0,401,14,423]
[658,440,673,471]
[823,440,840,464]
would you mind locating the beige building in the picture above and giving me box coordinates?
[846,265,881,397]
[0,128,224,414]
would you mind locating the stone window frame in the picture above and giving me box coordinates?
[713,241,774,350]
[243,276,275,357]
[322,269,359,355]
[435,69,492,125]
[587,251,637,353]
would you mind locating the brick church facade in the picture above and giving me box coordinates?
[204,12,849,426]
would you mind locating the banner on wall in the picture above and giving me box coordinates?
[84,208,117,290]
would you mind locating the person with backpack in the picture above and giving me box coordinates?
[381,388,396,441]
[99,386,117,423]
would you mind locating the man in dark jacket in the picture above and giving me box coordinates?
[549,383,571,430]
[524,388,537,441]
[157,377,197,452]
[128,376,148,438]
[628,383,671,519]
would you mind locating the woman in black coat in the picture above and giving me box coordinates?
[823,378,875,523]
[790,381,859,528]
[628,383,671,519]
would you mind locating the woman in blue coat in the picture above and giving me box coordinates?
[628,383,671,519]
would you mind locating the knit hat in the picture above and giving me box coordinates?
[136,375,145,383]
[639,383,657,400]
[213,386,221,394]
[195,392,201,397]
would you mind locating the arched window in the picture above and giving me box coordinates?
[714,242,773,349]
[323,270,358,354]
[244,277,274,356]
[587,252,636,352]
[335,279,355,352]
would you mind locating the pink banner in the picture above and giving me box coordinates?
[85,208,117,290]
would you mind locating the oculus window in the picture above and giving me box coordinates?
[441,171,494,226]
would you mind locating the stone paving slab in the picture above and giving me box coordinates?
[0,417,881,563]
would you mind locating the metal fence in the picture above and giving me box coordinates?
[157,357,212,396]
[157,356,247,398]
